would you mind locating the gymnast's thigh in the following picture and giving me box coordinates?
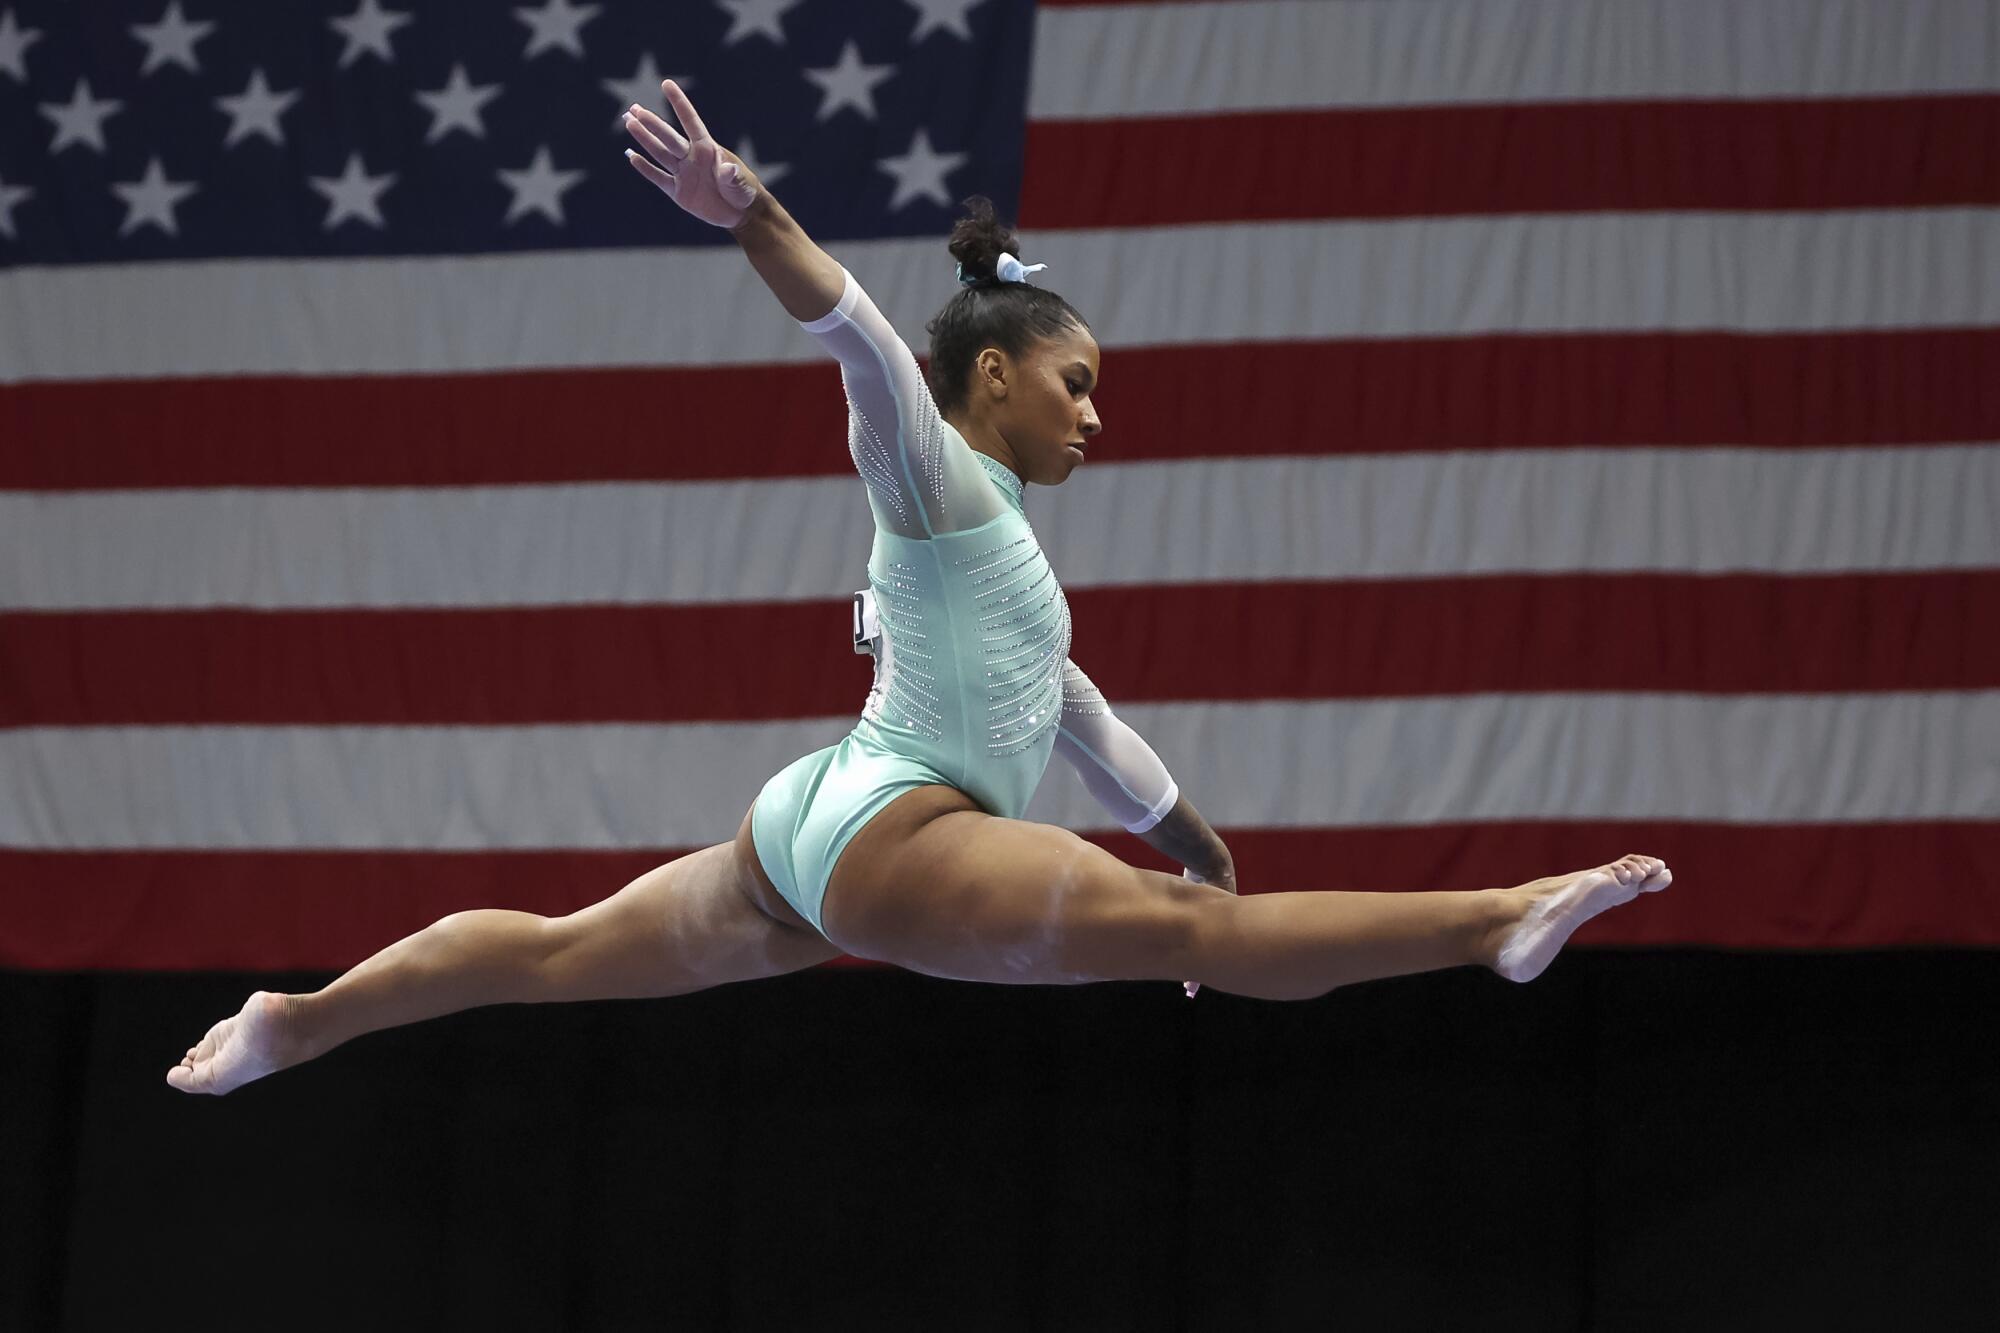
[819,794,1220,985]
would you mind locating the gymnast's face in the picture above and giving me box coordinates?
[969,322,1102,486]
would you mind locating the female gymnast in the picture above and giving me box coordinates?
[169,81,1670,1096]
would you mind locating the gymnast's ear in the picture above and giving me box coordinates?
[973,346,1011,400]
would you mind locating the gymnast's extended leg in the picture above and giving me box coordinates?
[166,813,840,1095]
[822,800,1670,1000]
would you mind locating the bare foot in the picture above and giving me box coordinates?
[165,991,312,1095]
[1486,853,1672,983]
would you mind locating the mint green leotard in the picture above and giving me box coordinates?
[749,267,1180,940]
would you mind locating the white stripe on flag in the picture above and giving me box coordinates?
[5,693,1993,848]
[7,446,1994,611]
[6,211,1998,382]
[1029,0,2000,119]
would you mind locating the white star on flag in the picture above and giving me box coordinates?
[733,136,789,187]
[497,145,587,226]
[877,127,966,210]
[308,152,397,229]
[112,157,198,237]
[903,0,986,43]
[38,78,122,155]
[130,1,217,77]
[0,173,33,240]
[803,40,894,122]
[214,68,301,149]
[328,0,413,70]
[716,0,802,46]
[513,0,600,60]
[415,63,503,143]
[600,53,689,130]
[0,8,44,84]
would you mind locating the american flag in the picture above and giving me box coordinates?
[3,0,1997,970]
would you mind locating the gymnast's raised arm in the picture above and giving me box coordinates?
[623,80,1003,541]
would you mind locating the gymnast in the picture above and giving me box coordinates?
[169,81,1670,1096]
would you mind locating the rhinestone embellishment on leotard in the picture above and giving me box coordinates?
[973,452,1026,508]
[954,534,1033,574]
[853,486,1072,766]
[981,564,1071,757]
[846,370,956,533]
[848,412,911,529]
[1059,662,1110,717]
[914,406,947,512]
[867,559,943,740]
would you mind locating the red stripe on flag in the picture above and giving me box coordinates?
[5,821,1992,970]
[0,601,860,726]
[8,572,1995,725]
[1021,96,2000,228]
[0,362,845,490]
[1096,330,2000,466]
[5,328,1996,489]
[1070,573,2000,703]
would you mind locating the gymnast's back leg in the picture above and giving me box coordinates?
[820,788,1669,999]
[166,805,841,1095]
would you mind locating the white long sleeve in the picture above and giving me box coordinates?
[797,266,1010,541]
[1052,660,1180,833]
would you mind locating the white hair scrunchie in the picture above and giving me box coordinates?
[959,251,1049,286]
[993,251,1047,283]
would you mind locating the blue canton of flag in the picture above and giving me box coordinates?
[0,0,1033,263]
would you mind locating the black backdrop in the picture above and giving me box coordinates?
[5,951,1995,1331]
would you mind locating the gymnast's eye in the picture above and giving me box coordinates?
[1065,379,1082,396]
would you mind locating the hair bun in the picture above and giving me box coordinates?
[946,195,1024,284]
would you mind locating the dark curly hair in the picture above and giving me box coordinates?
[924,196,1090,416]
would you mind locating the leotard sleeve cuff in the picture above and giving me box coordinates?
[1121,779,1180,834]
[798,266,861,334]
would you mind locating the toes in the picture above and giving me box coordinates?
[1614,853,1664,885]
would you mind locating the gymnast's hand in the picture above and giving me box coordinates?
[622,79,759,229]
[1182,864,1238,998]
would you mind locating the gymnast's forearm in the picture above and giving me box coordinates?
[727,189,848,324]
[1136,792,1234,885]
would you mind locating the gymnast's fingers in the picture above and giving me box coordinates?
[626,104,688,160]
[663,78,711,143]
[625,148,678,195]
